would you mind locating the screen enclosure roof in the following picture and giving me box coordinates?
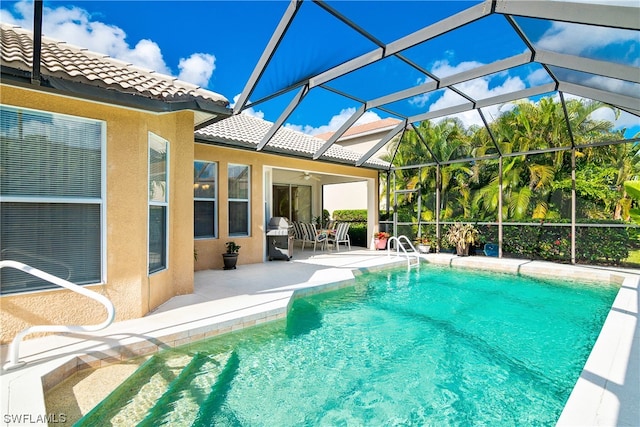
[234,0,640,170]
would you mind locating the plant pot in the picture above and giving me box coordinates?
[456,244,470,257]
[222,253,238,270]
[418,244,430,254]
[374,238,388,250]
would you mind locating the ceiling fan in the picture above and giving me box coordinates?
[299,171,321,181]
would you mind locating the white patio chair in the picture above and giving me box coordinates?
[291,221,305,247]
[301,222,327,252]
[328,222,351,251]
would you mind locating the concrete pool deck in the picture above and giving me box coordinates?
[1,249,638,426]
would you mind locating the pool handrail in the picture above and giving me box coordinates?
[1,260,116,371]
[387,235,420,269]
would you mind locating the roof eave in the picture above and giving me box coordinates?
[1,67,233,124]
[194,133,388,171]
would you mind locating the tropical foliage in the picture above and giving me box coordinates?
[381,97,640,224]
[379,97,639,264]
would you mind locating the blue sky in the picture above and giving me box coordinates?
[1,0,638,138]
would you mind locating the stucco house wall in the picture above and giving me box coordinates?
[193,142,379,271]
[0,84,195,343]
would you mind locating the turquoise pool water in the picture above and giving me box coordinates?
[79,266,619,426]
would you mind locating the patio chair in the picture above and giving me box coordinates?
[301,223,327,252]
[291,221,305,246]
[483,243,498,257]
[328,222,351,251]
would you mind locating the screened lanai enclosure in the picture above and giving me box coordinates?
[233,0,640,265]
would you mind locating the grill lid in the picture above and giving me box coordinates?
[267,216,290,231]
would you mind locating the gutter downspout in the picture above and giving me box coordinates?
[31,0,43,85]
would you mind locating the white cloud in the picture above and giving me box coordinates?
[284,108,381,136]
[526,68,554,86]
[537,21,637,64]
[0,0,215,86]
[178,53,216,88]
[431,59,484,79]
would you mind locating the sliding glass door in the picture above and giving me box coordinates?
[273,184,311,222]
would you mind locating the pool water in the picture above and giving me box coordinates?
[78,266,619,426]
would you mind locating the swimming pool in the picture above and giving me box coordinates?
[77,265,618,425]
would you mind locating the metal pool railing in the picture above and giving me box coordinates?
[387,235,420,270]
[1,260,115,370]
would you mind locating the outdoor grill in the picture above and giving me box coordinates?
[266,217,293,261]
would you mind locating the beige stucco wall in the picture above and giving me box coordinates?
[0,84,194,344]
[193,143,379,271]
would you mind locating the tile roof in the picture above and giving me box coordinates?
[314,118,402,141]
[0,24,229,114]
[196,114,390,169]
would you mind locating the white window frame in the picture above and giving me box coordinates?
[228,163,251,237]
[194,160,218,239]
[148,132,169,275]
[0,105,107,293]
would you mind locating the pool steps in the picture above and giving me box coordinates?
[75,350,236,426]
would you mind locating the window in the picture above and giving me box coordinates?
[0,106,104,295]
[149,133,168,274]
[194,161,217,238]
[228,164,250,236]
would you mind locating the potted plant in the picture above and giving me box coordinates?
[374,231,390,250]
[415,236,431,254]
[222,241,241,270]
[445,222,480,256]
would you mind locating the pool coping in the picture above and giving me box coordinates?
[1,252,638,426]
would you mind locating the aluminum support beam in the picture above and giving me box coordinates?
[571,148,576,265]
[408,83,557,123]
[536,50,640,84]
[234,0,302,114]
[409,102,475,124]
[367,52,531,110]
[495,0,639,31]
[257,84,309,151]
[386,1,494,55]
[439,52,532,87]
[498,156,503,258]
[356,120,407,167]
[559,82,640,115]
[478,109,502,156]
[309,1,493,89]
[436,164,441,252]
[411,123,441,164]
[314,104,366,159]
[559,92,576,148]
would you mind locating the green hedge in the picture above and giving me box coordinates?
[471,220,629,264]
[347,223,368,247]
[332,210,368,246]
[333,209,367,222]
